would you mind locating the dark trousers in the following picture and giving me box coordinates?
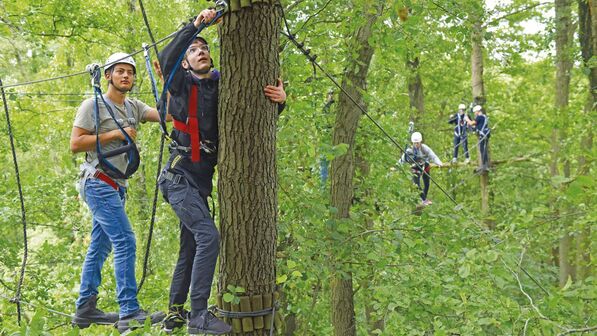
[453,134,469,159]
[412,163,431,201]
[159,175,219,313]
[479,135,490,168]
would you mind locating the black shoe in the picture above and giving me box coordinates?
[116,309,165,334]
[188,310,232,335]
[71,295,118,328]
[163,309,189,334]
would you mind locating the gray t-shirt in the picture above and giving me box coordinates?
[74,96,151,185]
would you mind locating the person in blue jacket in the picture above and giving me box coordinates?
[467,105,491,172]
[448,103,471,164]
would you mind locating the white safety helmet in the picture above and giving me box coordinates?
[458,104,466,110]
[105,52,136,74]
[473,105,482,113]
[411,132,422,143]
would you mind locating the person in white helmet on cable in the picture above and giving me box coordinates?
[466,104,491,172]
[399,132,443,205]
[448,103,471,164]
[70,52,168,332]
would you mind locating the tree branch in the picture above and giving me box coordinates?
[484,2,551,27]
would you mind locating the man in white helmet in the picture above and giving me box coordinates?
[448,103,471,164]
[466,104,491,172]
[70,52,167,331]
[399,132,443,205]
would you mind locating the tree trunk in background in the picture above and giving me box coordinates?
[407,56,425,121]
[554,0,575,287]
[330,2,382,335]
[218,3,280,335]
[575,0,594,281]
[470,20,492,228]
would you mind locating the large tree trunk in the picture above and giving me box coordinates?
[407,56,425,119]
[554,0,575,288]
[470,20,492,228]
[575,0,594,281]
[218,3,281,335]
[329,3,382,336]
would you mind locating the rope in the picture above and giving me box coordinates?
[212,301,277,336]
[137,0,165,294]
[0,78,29,325]
[0,293,75,319]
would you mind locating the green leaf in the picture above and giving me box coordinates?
[223,293,235,303]
[458,265,470,279]
[276,274,288,284]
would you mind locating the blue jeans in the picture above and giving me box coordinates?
[76,178,140,317]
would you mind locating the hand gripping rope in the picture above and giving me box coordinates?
[86,64,140,179]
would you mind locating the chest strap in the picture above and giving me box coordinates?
[172,84,201,162]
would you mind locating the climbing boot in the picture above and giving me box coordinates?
[188,310,232,335]
[163,308,189,334]
[116,309,165,334]
[71,295,119,328]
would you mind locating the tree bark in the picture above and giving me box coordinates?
[329,2,382,336]
[575,0,594,281]
[407,56,425,118]
[218,3,281,335]
[470,20,492,228]
[554,0,575,287]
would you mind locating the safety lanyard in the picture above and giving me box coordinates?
[142,43,168,137]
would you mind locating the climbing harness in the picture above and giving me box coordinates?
[477,114,490,138]
[85,64,140,181]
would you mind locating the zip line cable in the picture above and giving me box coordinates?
[278,5,546,296]
[0,24,185,90]
[0,78,29,325]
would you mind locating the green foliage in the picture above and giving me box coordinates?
[0,0,595,335]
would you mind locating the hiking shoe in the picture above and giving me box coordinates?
[464,158,470,164]
[425,199,433,205]
[451,158,457,164]
[72,295,118,328]
[188,310,232,335]
[116,309,165,334]
[163,309,189,334]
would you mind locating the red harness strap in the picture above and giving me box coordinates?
[94,170,119,190]
[172,84,201,162]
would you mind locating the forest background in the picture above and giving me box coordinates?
[0,0,595,335]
